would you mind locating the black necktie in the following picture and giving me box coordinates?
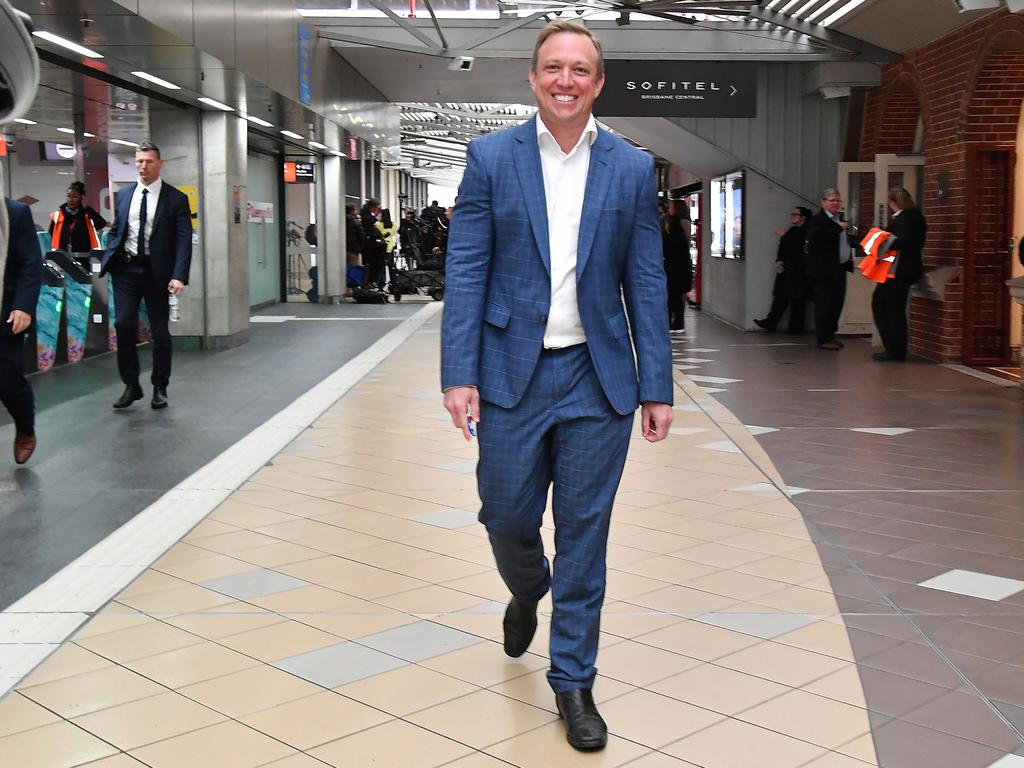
[138,188,148,258]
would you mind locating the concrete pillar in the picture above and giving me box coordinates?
[321,123,345,303]
[197,111,249,348]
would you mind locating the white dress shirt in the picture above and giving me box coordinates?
[537,115,597,349]
[124,176,163,256]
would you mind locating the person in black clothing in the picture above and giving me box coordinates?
[872,186,927,362]
[755,206,811,333]
[398,209,421,265]
[360,198,385,287]
[662,199,692,332]
[47,181,107,252]
[345,203,363,298]
[805,188,855,351]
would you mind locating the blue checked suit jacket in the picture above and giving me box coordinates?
[441,117,673,416]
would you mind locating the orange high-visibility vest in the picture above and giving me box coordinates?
[858,227,899,284]
[50,208,100,251]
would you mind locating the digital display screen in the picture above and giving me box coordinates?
[710,170,743,259]
[283,161,315,184]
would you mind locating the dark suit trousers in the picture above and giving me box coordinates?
[813,270,847,346]
[666,272,687,329]
[872,279,911,360]
[0,334,34,434]
[476,344,633,693]
[764,296,806,333]
[112,263,172,388]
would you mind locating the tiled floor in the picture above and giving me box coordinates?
[1,312,1023,766]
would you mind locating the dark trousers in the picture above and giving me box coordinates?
[813,271,847,346]
[667,273,688,330]
[477,344,633,692]
[764,296,806,333]
[872,279,911,360]
[0,333,34,434]
[112,264,171,388]
[363,249,385,287]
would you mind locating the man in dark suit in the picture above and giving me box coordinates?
[1,198,43,463]
[100,142,192,409]
[441,22,672,751]
[805,188,854,350]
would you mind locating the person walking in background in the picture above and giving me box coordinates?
[755,206,811,333]
[441,21,673,752]
[100,141,192,410]
[344,202,363,299]
[662,198,692,332]
[376,208,398,284]
[872,186,927,362]
[1,197,43,463]
[48,181,107,253]
[806,188,854,351]
[359,198,385,288]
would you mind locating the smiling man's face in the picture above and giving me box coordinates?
[529,31,604,137]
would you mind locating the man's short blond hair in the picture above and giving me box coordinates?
[531,21,604,78]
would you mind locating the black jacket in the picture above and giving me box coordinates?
[805,210,855,279]
[359,207,383,258]
[346,213,363,254]
[886,206,927,285]
[775,223,810,299]
[3,198,43,328]
[662,216,693,291]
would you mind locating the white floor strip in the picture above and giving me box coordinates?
[941,364,1019,388]
[0,302,443,698]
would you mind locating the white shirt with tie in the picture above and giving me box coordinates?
[537,114,597,350]
[124,176,163,256]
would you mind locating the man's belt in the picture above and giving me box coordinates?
[120,249,148,264]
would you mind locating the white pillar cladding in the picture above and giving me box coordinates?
[321,122,345,303]
[198,111,249,348]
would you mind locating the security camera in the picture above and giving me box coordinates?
[447,56,474,72]
[0,0,40,124]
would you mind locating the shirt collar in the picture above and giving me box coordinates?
[137,177,163,195]
[536,114,598,155]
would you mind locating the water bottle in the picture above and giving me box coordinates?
[168,291,180,323]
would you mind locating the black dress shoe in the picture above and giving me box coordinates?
[113,385,143,409]
[753,318,771,330]
[151,386,168,410]
[502,596,537,658]
[556,689,607,751]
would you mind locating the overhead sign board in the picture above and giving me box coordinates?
[283,161,315,184]
[595,62,757,118]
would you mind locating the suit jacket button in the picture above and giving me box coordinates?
[538,314,547,324]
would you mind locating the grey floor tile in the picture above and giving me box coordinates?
[355,620,484,662]
[693,612,821,639]
[410,508,480,529]
[993,701,1024,737]
[273,641,408,687]
[200,568,310,600]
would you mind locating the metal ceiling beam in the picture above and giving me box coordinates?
[364,0,444,51]
[325,33,439,56]
[457,11,549,51]
[421,0,450,50]
[747,8,900,61]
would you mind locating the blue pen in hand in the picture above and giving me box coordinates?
[467,417,476,437]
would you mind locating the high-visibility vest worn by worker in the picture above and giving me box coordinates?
[50,207,100,251]
[858,226,899,284]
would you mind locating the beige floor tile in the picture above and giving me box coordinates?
[625,584,740,614]
[75,618,204,662]
[160,604,286,639]
[385,554,491,583]
[0,720,119,767]
[605,570,676,601]
[241,690,392,749]
[152,542,219,567]
[663,717,826,768]
[116,584,237,614]
[178,665,322,718]
[130,720,294,768]
[18,643,113,687]
[624,752,702,767]
[336,541,429,568]
[614,554,717,584]
[599,689,724,748]
[595,640,701,687]
[71,605,150,640]
[485,721,650,767]
[685,570,793,602]
[634,619,761,662]
[775,620,857,662]
[310,719,474,767]
[260,754,335,768]
[183,519,241,541]
[246,584,372,613]
[234,541,332,568]
[440,570,513,602]
[124,641,261,688]
[406,688,557,749]
[444,754,519,767]
[373,584,489,614]
[0,692,60,737]
[422,641,550,687]
[752,586,840,614]
[208,501,299,529]
[801,665,872,709]
[834,733,881,764]
[338,662,478,716]
[801,752,878,767]
[218,619,344,661]
[600,606,685,639]
[648,662,791,715]
[118,569,190,598]
[79,755,150,767]
[296,610,416,640]
[154,553,261,583]
[715,642,849,689]
[734,556,824,585]
[19,664,166,718]
[321,566,431,600]
[489,668,634,712]
[72,690,226,750]
[739,689,871,751]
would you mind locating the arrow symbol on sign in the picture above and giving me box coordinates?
[730,86,738,96]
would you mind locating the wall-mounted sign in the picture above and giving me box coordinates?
[247,200,275,223]
[283,161,315,184]
[298,22,314,107]
[595,62,757,118]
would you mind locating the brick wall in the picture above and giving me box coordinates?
[859,10,1024,362]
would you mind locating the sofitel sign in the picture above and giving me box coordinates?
[595,62,757,118]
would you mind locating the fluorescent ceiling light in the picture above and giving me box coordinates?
[806,0,843,22]
[83,132,95,138]
[241,114,273,127]
[764,0,785,8]
[330,150,344,157]
[280,130,304,139]
[791,0,819,17]
[57,127,75,134]
[822,0,867,25]
[197,97,234,112]
[778,0,800,12]
[32,30,103,59]
[109,138,139,147]
[131,71,181,90]
[308,140,328,149]
[13,118,36,125]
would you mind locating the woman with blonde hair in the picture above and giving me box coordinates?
[872,186,926,362]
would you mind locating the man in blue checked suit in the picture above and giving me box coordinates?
[441,21,673,751]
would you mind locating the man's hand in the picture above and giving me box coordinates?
[6,310,31,335]
[168,279,186,296]
[444,386,480,442]
[640,402,673,443]
[839,220,850,231]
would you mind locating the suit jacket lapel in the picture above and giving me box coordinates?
[575,128,613,280]
[512,118,551,276]
[118,184,136,247]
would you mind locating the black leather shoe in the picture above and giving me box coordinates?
[151,386,168,410]
[502,596,537,658]
[113,385,143,409]
[754,318,771,330]
[556,689,607,751]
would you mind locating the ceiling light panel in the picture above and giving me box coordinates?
[32,30,103,58]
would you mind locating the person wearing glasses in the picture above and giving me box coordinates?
[755,206,811,334]
[805,189,855,351]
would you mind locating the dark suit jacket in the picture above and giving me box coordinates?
[3,198,43,328]
[805,209,854,280]
[100,181,192,287]
[775,223,810,300]
[886,206,927,285]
